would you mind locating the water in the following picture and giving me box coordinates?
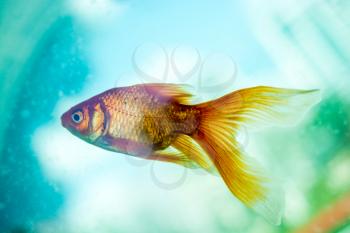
[0,0,349,232]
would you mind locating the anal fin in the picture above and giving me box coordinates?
[147,146,199,169]
[172,134,216,174]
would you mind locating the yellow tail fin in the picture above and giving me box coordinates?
[192,86,320,224]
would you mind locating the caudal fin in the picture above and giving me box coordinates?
[192,86,320,224]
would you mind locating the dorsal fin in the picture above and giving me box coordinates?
[136,83,194,104]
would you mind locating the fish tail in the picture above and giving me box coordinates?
[190,86,320,224]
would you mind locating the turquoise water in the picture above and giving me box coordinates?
[0,1,350,232]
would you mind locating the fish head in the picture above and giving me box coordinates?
[61,98,106,143]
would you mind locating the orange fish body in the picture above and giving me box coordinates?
[62,84,200,157]
[61,83,320,224]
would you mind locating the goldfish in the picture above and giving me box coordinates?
[61,83,320,224]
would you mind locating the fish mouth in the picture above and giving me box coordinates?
[61,112,69,128]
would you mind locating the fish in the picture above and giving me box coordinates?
[61,83,320,224]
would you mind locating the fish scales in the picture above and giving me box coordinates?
[98,85,200,148]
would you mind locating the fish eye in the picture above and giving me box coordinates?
[71,110,83,124]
